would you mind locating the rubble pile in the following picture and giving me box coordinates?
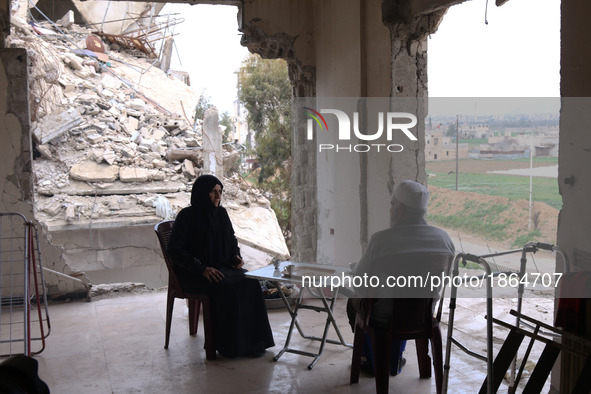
[7,15,284,260]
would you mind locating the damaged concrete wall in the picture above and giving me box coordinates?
[241,0,318,262]
[240,0,442,266]
[0,48,87,298]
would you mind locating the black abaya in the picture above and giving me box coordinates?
[167,175,275,358]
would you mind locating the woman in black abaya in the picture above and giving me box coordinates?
[167,174,275,358]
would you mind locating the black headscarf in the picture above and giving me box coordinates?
[191,174,223,208]
[189,175,238,268]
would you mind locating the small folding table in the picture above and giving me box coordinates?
[246,261,352,369]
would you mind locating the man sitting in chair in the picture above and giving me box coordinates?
[347,179,455,375]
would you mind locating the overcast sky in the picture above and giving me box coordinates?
[163,0,560,115]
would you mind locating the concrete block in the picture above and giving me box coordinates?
[86,133,103,144]
[65,204,76,223]
[103,150,117,165]
[73,68,91,79]
[120,167,149,182]
[43,201,63,216]
[129,98,146,110]
[57,10,75,28]
[152,159,167,168]
[149,170,165,181]
[121,147,135,158]
[37,144,52,160]
[89,148,103,162]
[184,137,198,147]
[139,127,151,138]
[139,138,155,149]
[150,128,167,140]
[63,53,84,70]
[101,73,122,90]
[163,119,183,130]
[69,161,119,182]
[101,89,115,99]
[182,159,196,177]
[125,116,139,134]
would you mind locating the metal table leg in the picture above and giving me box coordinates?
[271,282,352,369]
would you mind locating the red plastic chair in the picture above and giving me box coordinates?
[349,252,453,394]
[154,220,216,360]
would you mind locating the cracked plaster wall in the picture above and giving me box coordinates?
[49,225,161,273]
[1,48,86,298]
[241,0,444,266]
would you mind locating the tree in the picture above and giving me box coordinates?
[446,122,457,138]
[237,54,292,244]
[194,90,213,120]
[219,111,233,142]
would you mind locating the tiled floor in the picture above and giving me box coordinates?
[2,289,555,393]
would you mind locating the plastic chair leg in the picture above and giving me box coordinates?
[416,338,432,379]
[189,299,200,336]
[350,327,364,384]
[164,292,174,349]
[431,326,444,394]
[373,329,392,394]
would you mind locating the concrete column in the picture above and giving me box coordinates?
[159,37,174,72]
[384,10,446,189]
[0,49,33,213]
[553,2,591,392]
[202,107,223,178]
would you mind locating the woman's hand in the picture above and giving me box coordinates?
[202,267,224,283]
[233,255,244,270]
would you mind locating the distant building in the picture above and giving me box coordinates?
[460,123,490,139]
[487,129,558,157]
[425,129,469,161]
[231,99,252,147]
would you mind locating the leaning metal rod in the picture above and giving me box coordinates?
[442,253,493,394]
[442,254,462,394]
[32,227,51,340]
[23,219,31,356]
[27,223,46,355]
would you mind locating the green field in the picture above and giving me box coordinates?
[512,156,558,164]
[426,158,561,210]
[427,172,561,210]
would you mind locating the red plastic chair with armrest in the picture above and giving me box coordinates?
[349,252,453,394]
[154,220,216,360]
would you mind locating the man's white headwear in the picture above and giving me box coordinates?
[393,180,429,211]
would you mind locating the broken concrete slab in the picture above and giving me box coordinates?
[125,116,139,134]
[69,160,120,182]
[119,167,149,182]
[37,180,186,196]
[129,98,146,110]
[182,159,196,177]
[65,204,76,223]
[63,52,84,71]
[103,149,117,165]
[33,107,83,144]
[86,133,103,144]
[37,144,52,160]
[229,205,290,260]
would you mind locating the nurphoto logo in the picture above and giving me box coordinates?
[304,107,418,153]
